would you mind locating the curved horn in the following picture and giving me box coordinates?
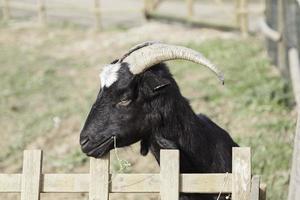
[122,42,224,84]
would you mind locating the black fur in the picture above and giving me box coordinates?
[80,62,238,200]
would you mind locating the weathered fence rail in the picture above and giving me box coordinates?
[0,148,265,200]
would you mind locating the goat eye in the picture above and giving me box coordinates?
[117,99,132,107]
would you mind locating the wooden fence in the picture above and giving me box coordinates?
[259,2,300,199]
[144,0,249,37]
[0,0,106,30]
[1,0,249,35]
[0,148,266,200]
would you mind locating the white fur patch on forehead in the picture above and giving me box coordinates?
[99,63,122,88]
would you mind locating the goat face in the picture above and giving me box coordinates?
[80,62,171,158]
[80,41,224,158]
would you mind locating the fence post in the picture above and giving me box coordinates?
[235,0,249,37]
[37,0,46,25]
[2,0,10,21]
[94,0,102,31]
[277,0,288,78]
[21,150,42,200]
[186,0,194,20]
[288,48,300,200]
[235,0,240,27]
[241,0,249,37]
[160,149,179,200]
[250,175,260,200]
[232,147,251,200]
[89,152,110,200]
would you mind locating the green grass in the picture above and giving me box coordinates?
[0,28,95,168]
[0,26,295,200]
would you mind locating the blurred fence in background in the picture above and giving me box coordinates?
[0,0,253,36]
[144,0,249,37]
[261,0,300,78]
[0,0,143,29]
[259,1,300,200]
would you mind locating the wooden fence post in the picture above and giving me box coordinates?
[2,0,10,21]
[144,0,154,15]
[250,175,260,200]
[160,150,179,200]
[37,0,46,25]
[235,0,249,37]
[288,48,300,200]
[89,152,110,200]
[94,0,102,31]
[232,147,251,200]
[186,0,194,20]
[277,0,288,78]
[235,0,240,27]
[239,0,249,37]
[21,150,42,200]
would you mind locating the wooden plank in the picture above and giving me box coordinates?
[250,175,260,200]
[288,48,300,200]
[160,150,179,200]
[0,174,21,192]
[232,147,251,200]
[111,174,159,193]
[181,174,232,193]
[0,173,234,193]
[89,153,109,200]
[110,173,232,193]
[21,150,42,200]
[42,174,89,192]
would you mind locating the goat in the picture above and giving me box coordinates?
[80,41,238,200]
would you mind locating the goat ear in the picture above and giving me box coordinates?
[142,71,171,93]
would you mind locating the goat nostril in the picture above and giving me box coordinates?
[80,137,89,146]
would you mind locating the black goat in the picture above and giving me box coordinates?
[80,42,238,200]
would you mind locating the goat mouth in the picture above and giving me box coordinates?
[85,137,114,158]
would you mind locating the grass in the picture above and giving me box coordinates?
[0,25,295,200]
